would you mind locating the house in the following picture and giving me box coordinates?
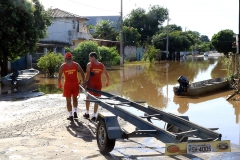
[86,16,120,34]
[41,8,92,49]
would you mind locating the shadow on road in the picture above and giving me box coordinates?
[66,119,95,142]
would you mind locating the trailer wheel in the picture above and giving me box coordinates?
[97,120,116,154]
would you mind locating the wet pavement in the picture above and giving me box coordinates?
[0,94,240,160]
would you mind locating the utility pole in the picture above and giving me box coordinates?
[120,0,124,67]
[166,17,169,60]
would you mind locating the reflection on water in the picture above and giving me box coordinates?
[102,58,240,145]
[1,57,240,145]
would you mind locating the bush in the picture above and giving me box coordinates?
[73,41,99,71]
[64,47,73,53]
[99,46,120,66]
[143,45,158,62]
[37,52,64,77]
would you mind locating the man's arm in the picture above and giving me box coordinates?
[58,65,63,88]
[103,65,109,87]
[84,63,91,85]
[77,63,85,83]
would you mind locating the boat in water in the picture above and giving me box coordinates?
[173,77,230,96]
[1,68,39,85]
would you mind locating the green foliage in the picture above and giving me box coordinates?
[152,31,192,54]
[124,5,168,44]
[195,42,210,53]
[143,45,158,62]
[0,0,52,77]
[200,35,210,42]
[93,20,117,40]
[99,46,120,66]
[157,24,182,34]
[117,26,141,46]
[211,29,235,55]
[64,47,73,53]
[37,52,64,77]
[73,41,99,71]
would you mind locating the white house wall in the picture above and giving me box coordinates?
[42,18,89,44]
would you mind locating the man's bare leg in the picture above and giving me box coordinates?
[66,97,73,120]
[73,96,78,118]
[93,103,98,115]
[84,96,90,118]
[66,97,72,111]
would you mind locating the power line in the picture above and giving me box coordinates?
[69,0,119,13]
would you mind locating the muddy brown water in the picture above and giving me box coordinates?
[1,57,240,146]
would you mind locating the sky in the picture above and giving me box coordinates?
[39,0,239,39]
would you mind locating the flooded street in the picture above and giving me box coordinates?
[1,57,240,147]
[102,57,240,146]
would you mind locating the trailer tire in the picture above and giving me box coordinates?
[97,120,116,154]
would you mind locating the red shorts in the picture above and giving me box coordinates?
[63,82,79,97]
[87,82,102,97]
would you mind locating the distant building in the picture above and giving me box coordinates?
[86,16,120,34]
[41,8,92,49]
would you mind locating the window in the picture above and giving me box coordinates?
[72,20,75,29]
[73,42,75,46]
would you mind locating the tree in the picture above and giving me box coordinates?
[157,24,182,34]
[117,26,141,46]
[0,0,52,77]
[124,5,168,44]
[200,35,210,42]
[93,20,117,41]
[211,29,235,55]
[99,46,120,66]
[152,31,192,57]
[73,41,99,71]
[37,52,64,77]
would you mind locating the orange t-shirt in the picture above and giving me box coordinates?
[62,62,78,83]
[89,62,104,83]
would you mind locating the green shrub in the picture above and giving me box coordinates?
[99,46,120,66]
[37,52,64,77]
[73,41,99,71]
[143,45,158,62]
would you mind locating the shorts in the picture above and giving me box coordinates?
[63,82,79,97]
[87,82,102,97]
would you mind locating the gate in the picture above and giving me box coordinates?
[11,55,27,71]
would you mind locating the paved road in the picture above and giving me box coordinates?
[0,94,240,160]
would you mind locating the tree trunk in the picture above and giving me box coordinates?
[0,56,8,77]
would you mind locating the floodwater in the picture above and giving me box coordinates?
[1,57,240,146]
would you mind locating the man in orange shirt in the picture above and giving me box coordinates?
[83,52,109,121]
[58,52,85,121]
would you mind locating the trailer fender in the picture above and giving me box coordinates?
[97,113,122,139]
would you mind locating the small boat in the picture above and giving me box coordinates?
[1,68,39,85]
[173,77,230,96]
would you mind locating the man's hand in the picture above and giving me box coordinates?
[58,83,62,89]
[105,81,109,87]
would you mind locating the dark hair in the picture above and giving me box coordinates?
[89,52,98,59]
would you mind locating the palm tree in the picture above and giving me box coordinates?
[93,20,117,41]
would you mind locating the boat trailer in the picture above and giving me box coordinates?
[80,86,230,155]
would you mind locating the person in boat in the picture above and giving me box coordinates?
[58,52,85,121]
[10,70,20,85]
[177,76,189,95]
[83,52,109,121]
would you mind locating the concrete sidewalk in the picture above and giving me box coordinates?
[0,94,239,160]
